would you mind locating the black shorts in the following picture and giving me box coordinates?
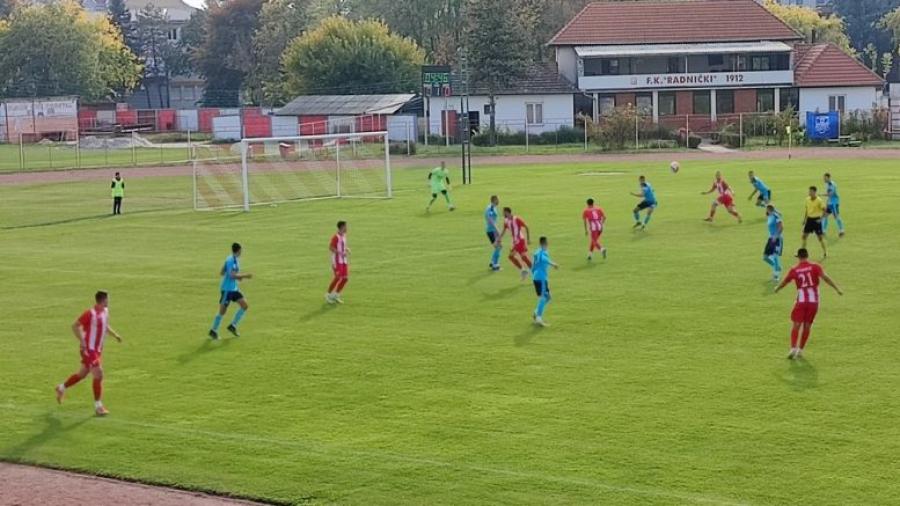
[826,203,840,215]
[803,218,823,235]
[486,231,497,244]
[764,237,783,257]
[219,290,244,305]
[637,200,656,211]
[533,280,550,297]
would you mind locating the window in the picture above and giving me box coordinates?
[780,88,800,112]
[167,28,179,41]
[598,95,616,116]
[483,104,493,115]
[717,89,735,114]
[172,86,182,101]
[828,95,846,114]
[635,94,652,115]
[526,103,543,125]
[184,86,195,100]
[601,58,620,75]
[757,89,775,112]
[692,91,711,115]
[734,55,747,71]
[667,57,682,73]
[658,92,676,116]
[708,54,724,66]
[751,55,771,71]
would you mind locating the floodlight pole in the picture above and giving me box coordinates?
[459,42,472,184]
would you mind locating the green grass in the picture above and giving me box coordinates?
[1,158,899,505]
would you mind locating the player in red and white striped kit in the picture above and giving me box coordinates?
[497,207,532,281]
[326,221,350,304]
[55,291,123,416]
[702,171,742,223]
[775,248,843,359]
[582,198,607,261]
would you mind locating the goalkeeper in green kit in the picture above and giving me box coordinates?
[426,161,455,212]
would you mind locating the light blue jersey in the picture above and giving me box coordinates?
[642,182,657,204]
[484,204,499,233]
[220,255,239,292]
[752,177,769,195]
[767,212,783,238]
[826,180,839,205]
[532,249,552,282]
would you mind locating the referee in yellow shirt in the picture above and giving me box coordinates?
[802,185,827,258]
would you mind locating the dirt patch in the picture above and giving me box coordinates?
[0,462,270,505]
[0,148,897,187]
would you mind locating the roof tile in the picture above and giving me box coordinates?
[549,0,802,46]
[793,43,884,88]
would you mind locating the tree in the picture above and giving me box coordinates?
[467,0,531,145]
[878,6,900,77]
[882,51,895,78]
[194,0,264,106]
[282,16,425,96]
[863,42,879,70]
[107,0,136,51]
[831,0,900,56]
[134,5,181,107]
[250,0,311,105]
[0,0,17,19]
[763,0,854,55]
[0,1,140,100]
[357,0,463,64]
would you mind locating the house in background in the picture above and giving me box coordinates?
[82,0,204,109]
[548,0,882,132]
[426,64,577,138]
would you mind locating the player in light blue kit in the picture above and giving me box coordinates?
[532,236,559,327]
[822,172,844,237]
[747,170,772,208]
[763,205,784,281]
[630,175,657,230]
[209,242,253,340]
[485,195,502,271]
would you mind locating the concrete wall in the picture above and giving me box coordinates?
[799,87,881,115]
[428,94,574,135]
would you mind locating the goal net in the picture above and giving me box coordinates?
[192,131,392,211]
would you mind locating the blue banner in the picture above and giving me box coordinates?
[806,111,839,140]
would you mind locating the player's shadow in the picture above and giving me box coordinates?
[514,325,544,346]
[482,284,524,301]
[572,261,600,272]
[466,270,495,286]
[2,213,113,230]
[760,279,777,295]
[3,412,91,460]
[778,359,819,391]
[177,338,233,365]
[299,303,338,322]
[630,230,650,241]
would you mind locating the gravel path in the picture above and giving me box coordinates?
[0,462,268,506]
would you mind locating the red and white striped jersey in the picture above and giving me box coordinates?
[582,206,605,232]
[714,179,732,196]
[77,305,109,353]
[330,233,348,267]
[504,216,527,244]
[785,261,825,303]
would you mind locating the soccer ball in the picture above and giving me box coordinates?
[670,161,680,173]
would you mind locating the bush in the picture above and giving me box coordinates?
[388,141,415,155]
[842,107,890,141]
[644,139,678,149]
[676,128,702,149]
[717,124,742,148]
[555,125,586,144]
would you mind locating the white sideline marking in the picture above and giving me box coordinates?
[3,402,747,505]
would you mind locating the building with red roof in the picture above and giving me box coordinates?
[551,0,884,127]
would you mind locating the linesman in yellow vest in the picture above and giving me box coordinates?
[111,172,125,215]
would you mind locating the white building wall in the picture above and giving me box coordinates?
[556,47,578,83]
[386,115,417,142]
[799,87,881,115]
[428,94,574,135]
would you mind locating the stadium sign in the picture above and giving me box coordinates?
[579,70,793,90]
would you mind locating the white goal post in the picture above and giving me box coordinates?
[192,131,393,211]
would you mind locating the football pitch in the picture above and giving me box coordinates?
[1,157,898,505]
